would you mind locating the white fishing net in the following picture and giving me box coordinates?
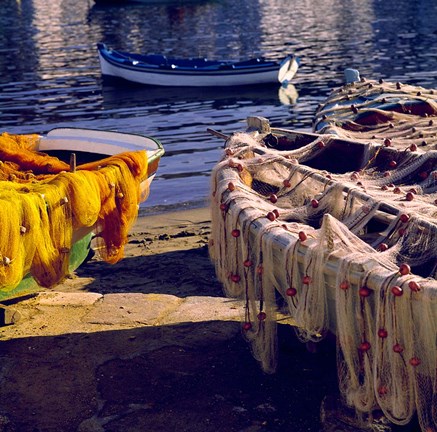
[210,100,437,431]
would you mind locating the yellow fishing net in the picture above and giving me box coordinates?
[0,132,148,292]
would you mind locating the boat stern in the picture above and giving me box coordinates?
[278,55,300,85]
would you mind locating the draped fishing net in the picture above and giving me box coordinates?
[314,78,437,150]
[0,132,148,293]
[210,80,437,432]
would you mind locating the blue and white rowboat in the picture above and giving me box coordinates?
[97,43,299,87]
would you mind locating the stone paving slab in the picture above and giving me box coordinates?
[0,291,246,340]
[37,291,103,307]
[83,293,183,326]
[163,296,243,325]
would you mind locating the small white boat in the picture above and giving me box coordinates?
[0,128,164,303]
[97,43,299,87]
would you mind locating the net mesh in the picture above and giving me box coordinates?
[210,79,437,432]
[0,132,149,292]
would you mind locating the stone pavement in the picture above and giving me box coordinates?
[0,290,343,432]
[1,291,244,337]
[0,292,245,432]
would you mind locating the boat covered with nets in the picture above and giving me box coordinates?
[209,76,437,432]
[0,128,164,302]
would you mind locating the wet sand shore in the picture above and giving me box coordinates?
[0,208,356,432]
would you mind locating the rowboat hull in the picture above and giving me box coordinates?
[209,103,437,431]
[97,43,299,87]
[0,128,164,303]
[0,234,92,303]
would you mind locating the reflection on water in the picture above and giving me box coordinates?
[1,0,437,211]
[100,80,294,113]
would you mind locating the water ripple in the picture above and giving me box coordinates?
[1,0,437,211]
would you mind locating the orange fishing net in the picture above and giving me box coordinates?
[0,132,148,292]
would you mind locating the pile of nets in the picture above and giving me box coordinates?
[314,77,437,150]
[210,104,437,431]
[0,132,148,293]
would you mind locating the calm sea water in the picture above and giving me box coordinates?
[1,0,437,214]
